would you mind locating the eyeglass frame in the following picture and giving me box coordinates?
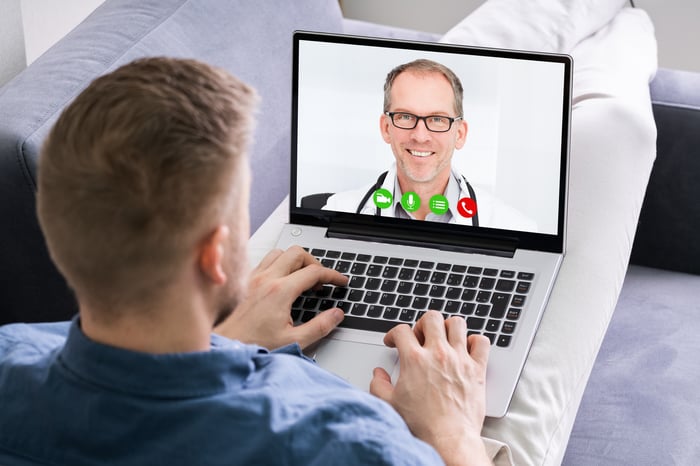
[384,111,463,133]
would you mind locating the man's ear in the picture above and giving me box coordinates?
[379,113,392,143]
[198,225,230,285]
[455,119,468,150]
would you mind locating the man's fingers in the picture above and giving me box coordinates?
[369,367,394,401]
[252,248,284,273]
[467,334,491,368]
[290,308,344,349]
[289,262,348,295]
[265,245,320,277]
[412,311,446,347]
[445,316,467,350]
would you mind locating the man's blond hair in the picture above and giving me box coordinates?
[37,57,257,313]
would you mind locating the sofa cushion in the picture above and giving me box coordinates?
[0,0,344,324]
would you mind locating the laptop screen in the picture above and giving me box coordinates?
[291,32,571,254]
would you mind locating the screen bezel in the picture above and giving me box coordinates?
[290,31,571,254]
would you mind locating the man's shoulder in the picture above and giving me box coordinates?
[0,321,70,358]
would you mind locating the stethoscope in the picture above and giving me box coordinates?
[355,170,480,226]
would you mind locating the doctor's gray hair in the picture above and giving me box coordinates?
[383,59,464,117]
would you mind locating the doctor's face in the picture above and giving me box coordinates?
[380,70,467,188]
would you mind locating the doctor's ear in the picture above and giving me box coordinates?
[379,113,392,143]
[455,119,468,149]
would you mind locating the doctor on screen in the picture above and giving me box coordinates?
[323,58,535,231]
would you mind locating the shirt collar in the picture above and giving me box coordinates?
[58,317,277,398]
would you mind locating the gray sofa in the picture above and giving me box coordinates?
[0,0,698,463]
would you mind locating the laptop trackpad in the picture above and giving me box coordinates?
[311,338,399,392]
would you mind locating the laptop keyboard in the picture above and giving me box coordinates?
[291,248,534,348]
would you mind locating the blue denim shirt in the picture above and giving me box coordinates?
[0,318,442,465]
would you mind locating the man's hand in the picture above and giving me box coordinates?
[370,311,492,466]
[214,246,348,350]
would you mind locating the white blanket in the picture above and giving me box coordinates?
[440,2,658,464]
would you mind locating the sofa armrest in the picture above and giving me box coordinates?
[630,68,700,275]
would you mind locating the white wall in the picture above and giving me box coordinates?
[0,0,26,86]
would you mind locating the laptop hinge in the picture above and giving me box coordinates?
[326,219,518,258]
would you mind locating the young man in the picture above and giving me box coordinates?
[0,57,492,465]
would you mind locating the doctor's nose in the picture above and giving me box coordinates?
[409,120,433,142]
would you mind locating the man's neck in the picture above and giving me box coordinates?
[79,295,214,354]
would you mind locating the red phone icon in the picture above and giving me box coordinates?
[457,197,477,218]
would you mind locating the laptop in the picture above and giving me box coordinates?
[276,31,572,418]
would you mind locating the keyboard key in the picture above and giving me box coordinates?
[319,299,336,310]
[429,285,446,298]
[452,264,467,273]
[445,287,461,299]
[365,278,381,290]
[517,272,535,281]
[398,268,415,280]
[326,250,341,259]
[414,270,431,282]
[467,317,485,330]
[348,276,366,288]
[335,261,352,273]
[436,262,452,271]
[367,305,384,318]
[310,248,326,257]
[331,287,348,300]
[397,281,413,294]
[512,295,527,307]
[463,275,479,288]
[419,261,435,269]
[399,309,416,322]
[396,295,412,307]
[321,258,335,268]
[366,264,383,277]
[500,270,516,278]
[413,284,430,296]
[382,266,399,279]
[301,310,316,322]
[404,259,419,268]
[380,293,397,306]
[347,289,365,302]
[351,303,368,316]
[484,333,497,344]
[516,281,531,293]
[479,277,496,290]
[506,308,522,320]
[291,308,301,321]
[486,319,501,332]
[461,289,477,301]
[467,266,483,274]
[502,321,517,334]
[446,273,463,286]
[341,252,356,260]
[495,279,516,292]
[429,299,445,311]
[430,272,447,284]
[445,301,461,313]
[411,297,428,310]
[475,304,491,316]
[373,256,388,264]
[476,291,491,303]
[365,291,381,304]
[356,254,372,262]
[381,280,398,292]
[383,307,400,320]
[497,335,512,348]
[315,285,332,298]
[490,293,510,319]
[350,262,367,275]
[336,301,351,313]
[388,257,404,266]
[460,302,476,315]
[302,298,318,310]
[483,268,499,277]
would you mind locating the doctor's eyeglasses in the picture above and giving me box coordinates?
[385,111,462,133]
